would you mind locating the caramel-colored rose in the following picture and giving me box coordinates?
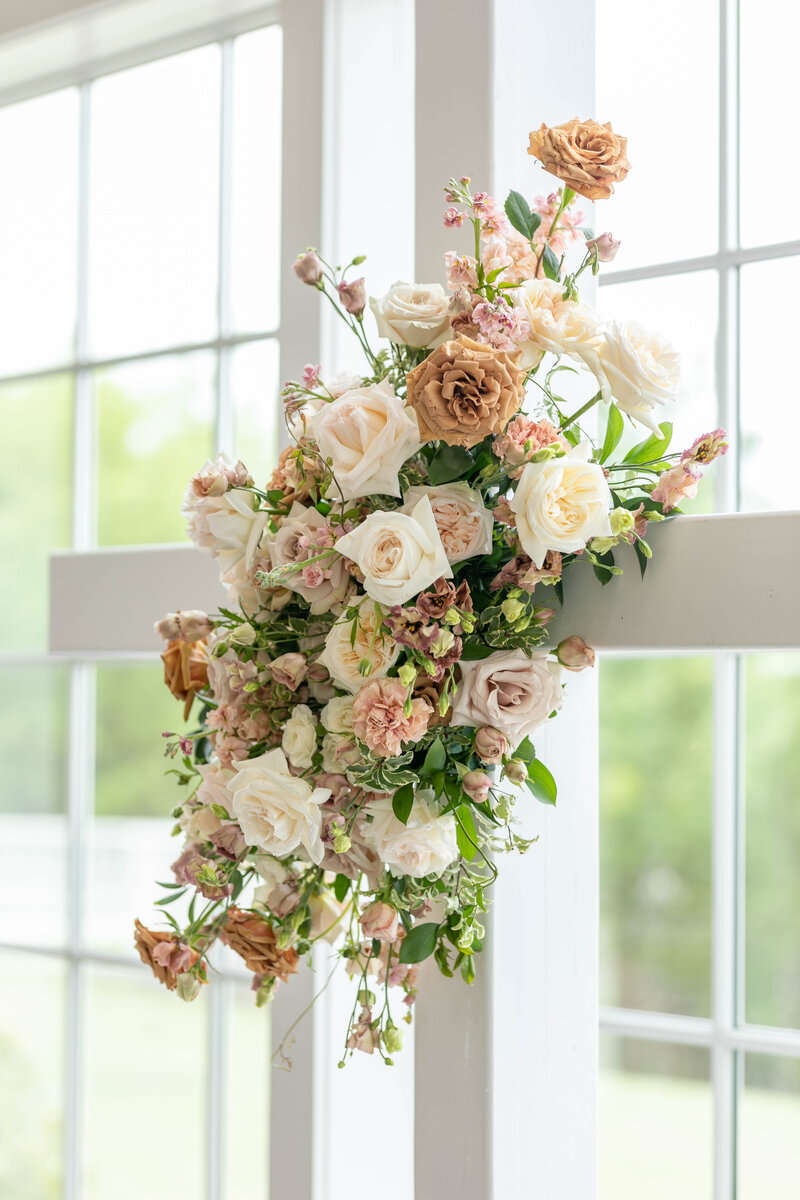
[134,918,202,991]
[528,119,630,201]
[405,336,523,448]
[220,907,300,982]
[161,638,209,720]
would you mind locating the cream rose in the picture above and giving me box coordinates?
[451,649,564,748]
[263,501,349,615]
[317,597,399,693]
[320,696,355,733]
[509,442,612,567]
[400,482,494,565]
[321,732,362,774]
[281,704,318,771]
[206,488,267,573]
[514,278,604,372]
[595,321,680,432]
[334,496,452,607]
[229,748,330,863]
[370,281,451,349]
[311,379,421,501]
[364,793,459,879]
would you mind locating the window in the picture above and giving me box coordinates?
[0,22,281,1199]
[596,1,800,1195]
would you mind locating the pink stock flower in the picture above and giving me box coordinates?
[302,363,321,389]
[531,193,585,254]
[681,429,728,467]
[337,277,366,315]
[444,252,479,291]
[443,206,464,228]
[352,678,432,758]
[651,464,700,512]
[481,233,539,284]
[471,299,531,352]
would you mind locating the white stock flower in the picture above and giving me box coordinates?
[363,793,459,879]
[514,278,604,372]
[229,748,330,864]
[310,379,422,501]
[594,320,680,432]
[317,598,399,693]
[320,696,355,733]
[509,442,612,567]
[369,281,452,349]
[281,704,318,771]
[334,496,452,607]
[401,482,493,565]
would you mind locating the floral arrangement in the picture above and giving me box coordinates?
[135,119,726,1064]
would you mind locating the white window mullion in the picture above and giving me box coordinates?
[215,38,236,457]
[73,81,94,552]
[206,976,229,1200]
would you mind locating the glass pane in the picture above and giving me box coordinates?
[740,3,800,246]
[0,89,78,375]
[739,1054,800,1198]
[739,257,800,512]
[600,657,713,1016]
[224,984,270,1198]
[596,0,718,269]
[231,338,280,483]
[744,652,800,1028]
[83,965,207,1200]
[600,1034,712,1199]
[0,950,65,1199]
[0,375,73,649]
[0,666,69,948]
[95,351,216,545]
[87,662,189,956]
[230,26,282,333]
[88,47,220,357]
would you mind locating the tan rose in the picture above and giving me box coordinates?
[161,638,209,721]
[405,335,523,448]
[220,907,300,982]
[528,119,630,201]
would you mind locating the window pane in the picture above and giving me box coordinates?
[95,351,215,545]
[0,951,65,1199]
[0,375,73,649]
[83,965,207,1199]
[740,3,800,246]
[744,652,800,1028]
[88,662,188,956]
[596,0,718,269]
[230,26,282,334]
[231,338,280,483]
[600,1035,712,1199]
[0,89,78,375]
[224,984,271,1198]
[739,1054,800,1198]
[88,47,220,357]
[0,666,69,948]
[600,657,713,1016]
[739,257,800,512]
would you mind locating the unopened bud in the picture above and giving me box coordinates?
[176,972,202,1002]
[503,759,528,785]
[556,635,595,672]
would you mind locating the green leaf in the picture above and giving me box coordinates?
[622,421,673,466]
[155,888,187,906]
[231,869,245,902]
[599,404,624,464]
[420,737,446,776]
[527,758,557,806]
[541,245,561,280]
[428,443,474,485]
[592,549,616,586]
[392,783,415,825]
[460,641,496,661]
[634,539,649,579]
[515,736,536,764]
[504,190,541,241]
[333,873,351,902]
[455,804,478,862]
[399,922,440,964]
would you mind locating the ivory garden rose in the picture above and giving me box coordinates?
[509,442,612,567]
[229,748,330,864]
[595,320,680,432]
[369,281,452,349]
[334,496,452,607]
[400,482,493,564]
[364,794,459,879]
[317,597,399,692]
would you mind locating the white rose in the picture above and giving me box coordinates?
[595,320,680,432]
[334,496,452,607]
[310,379,421,501]
[321,732,362,774]
[369,281,452,349]
[509,442,612,567]
[401,482,493,565]
[229,748,330,863]
[206,488,268,574]
[179,803,222,843]
[514,278,604,372]
[364,793,459,879]
[321,696,355,733]
[281,704,318,770]
[194,759,234,811]
[450,648,563,748]
[317,598,399,693]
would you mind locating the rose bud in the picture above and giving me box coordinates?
[269,652,308,690]
[293,250,324,285]
[587,232,621,263]
[474,726,508,765]
[532,606,556,625]
[176,972,202,1002]
[154,609,212,643]
[359,901,400,943]
[556,635,596,671]
[224,459,253,487]
[337,277,367,316]
[502,758,528,785]
[462,770,492,803]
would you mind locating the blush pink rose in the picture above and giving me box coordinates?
[360,900,400,943]
[451,649,563,749]
[352,678,432,758]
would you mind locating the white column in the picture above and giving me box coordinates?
[413,3,597,1196]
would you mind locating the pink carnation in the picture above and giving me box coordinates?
[352,678,432,758]
[493,416,560,471]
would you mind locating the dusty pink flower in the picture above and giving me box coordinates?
[213,733,251,768]
[224,460,252,487]
[462,770,492,803]
[490,550,564,593]
[556,635,596,671]
[171,847,233,900]
[481,232,539,285]
[681,428,728,467]
[444,206,464,227]
[444,251,479,291]
[269,652,308,691]
[492,416,560,471]
[352,678,431,758]
[265,879,301,918]
[474,725,509,765]
[338,277,366,315]
[154,609,213,643]
[492,499,517,527]
[360,900,400,943]
[651,464,700,512]
[347,1007,376,1054]
[293,250,323,285]
[302,363,321,389]
[587,232,620,263]
[531,192,585,254]
[151,940,194,975]
[210,823,248,860]
[472,299,531,352]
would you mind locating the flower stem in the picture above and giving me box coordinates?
[560,390,601,431]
